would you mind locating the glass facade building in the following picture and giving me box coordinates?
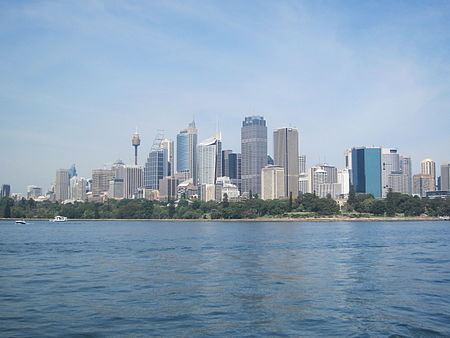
[176,121,197,182]
[241,116,267,196]
[144,150,168,190]
[351,147,382,198]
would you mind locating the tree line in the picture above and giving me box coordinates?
[0,191,449,220]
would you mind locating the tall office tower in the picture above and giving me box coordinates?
[161,139,175,176]
[197,133,222,185]
[68,164,77,178]
[400,156,412,195]
[261,165,285,200]
[27,186,42,199]
[132,130,141,165]
[337,169,350,195]
[124,165,144,199]
[70,176,87,201]
[274,127,300,198]
[221,150,233,177]
[176,120,198,181]
[345,149,352,170]
[421,158,436,190]
[381,148,400,198]
[92,169,115,195]
[1,184,11,198]
[413,174,434,197]
[299,155,307,174]
[144,133,168,190]
[351,147,382,198]
[111,160,126,198]
[55,169,70,201]
[241,116,267,197]
[441,162,450,191]
[144,149,167,190]
[159,176,179,201]
[228,153,242,192]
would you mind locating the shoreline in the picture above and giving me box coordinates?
[1,217,448,222]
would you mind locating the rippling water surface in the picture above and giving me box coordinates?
[1,220,449,336]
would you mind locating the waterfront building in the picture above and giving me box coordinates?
[161,139,175,176]
[70,176,87,201]
[197,133,222,186]
[273,127,299,198]
[440,162,450,191]
[159,176,179,202]
[413,174,434,197]
[27,185,42,199]
[351,147,382,198]
[55,169,70,202]
[421,158,436,190]
[261,165,285,200]
[1,184,11,198]
[92,169,115,195]
[176,120,198,182]
[124,165,144,199]
[241,116,267,197]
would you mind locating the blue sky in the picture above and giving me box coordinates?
[1,0,449,194]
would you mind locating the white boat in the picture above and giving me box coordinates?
[15,220,27,224]
[50,216,67,222]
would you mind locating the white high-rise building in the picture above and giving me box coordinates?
[261,165,285,200]
[197,133,222,186]
[381,148,400,198]
[70,176,87,201]
[309,165,341,198]
[337,169,350,195]
[421,158,436,190]
[400,156,412,195]
[55,169,70,202]
[124,165,144,199]
[161,139,175,176]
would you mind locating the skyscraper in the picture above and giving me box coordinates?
[68,164,77,178]
[413,174,434,197]
[381,148,400,198]
[176,121,198,181]
[351,147,382,198]
[55,169,70,201]
[111,159,126,198]
[70,176,87,201]
[274,127,299,198]
[421,158,436,190]
[124,165,144,199]
[241,116,267,197]
[1,184,11,198]
[161,139,175,176]
[144,149,167,190]
[92,169,115,195]
[261,165,285,200]
[441,162,450,191]
[400,156,412,195]
[197,133,222,185]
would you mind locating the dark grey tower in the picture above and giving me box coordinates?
[241,116,267,197]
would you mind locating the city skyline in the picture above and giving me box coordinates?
[1,1,450,193]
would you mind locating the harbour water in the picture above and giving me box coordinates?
[1,220,449,336]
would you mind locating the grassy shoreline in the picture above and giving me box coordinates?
[2,216,448,222]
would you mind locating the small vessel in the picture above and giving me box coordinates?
[15,220,27,224]
[50,216,67,222]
